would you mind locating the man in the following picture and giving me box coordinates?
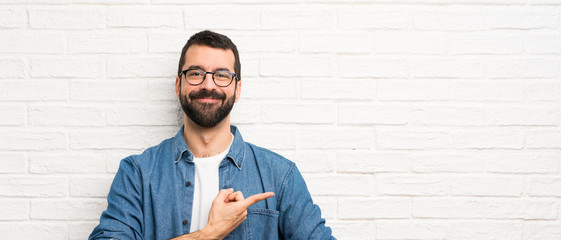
[89,30,335,240]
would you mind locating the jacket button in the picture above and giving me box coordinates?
[185,181,191,187]
[183,219,188,225]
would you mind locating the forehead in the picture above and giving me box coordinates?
[184,44,235,70]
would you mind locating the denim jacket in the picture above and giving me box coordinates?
[89,125,335,240]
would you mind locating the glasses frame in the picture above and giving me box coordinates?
[179,69,238,87]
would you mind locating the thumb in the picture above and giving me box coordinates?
[215,188,234,201]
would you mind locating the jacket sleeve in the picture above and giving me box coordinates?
[277,163,336,240]
[89,158,144,240]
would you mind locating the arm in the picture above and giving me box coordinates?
[278,164,335,239]
[171,188,274,240]
[89,158,144,240]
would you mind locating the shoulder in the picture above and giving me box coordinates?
[244,142,295,169]
[119,136,175,178]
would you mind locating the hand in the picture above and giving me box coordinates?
[200,188,275,240]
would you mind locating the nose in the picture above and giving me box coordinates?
[199,72,218,90]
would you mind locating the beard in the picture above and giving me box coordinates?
[179,88,235,128]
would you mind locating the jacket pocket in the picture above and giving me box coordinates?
[246,208,280,240]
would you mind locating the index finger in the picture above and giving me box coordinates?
[241,192,275,208]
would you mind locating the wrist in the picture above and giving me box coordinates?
[198,225,220,240]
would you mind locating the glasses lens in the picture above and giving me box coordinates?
[213,71,233,86]
[185,69,205,85]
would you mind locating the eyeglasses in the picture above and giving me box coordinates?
[179,69,238,87]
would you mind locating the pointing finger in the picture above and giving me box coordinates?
[241,192,275,208]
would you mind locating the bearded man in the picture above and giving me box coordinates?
[89,30,335,240]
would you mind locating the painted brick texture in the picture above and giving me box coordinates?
[0,1,560,240]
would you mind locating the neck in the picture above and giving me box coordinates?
[183,115,233,158]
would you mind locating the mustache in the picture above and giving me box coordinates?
[189,90,226,100]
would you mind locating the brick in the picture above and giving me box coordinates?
[0,199,29,220]
[238,126,297,150]
[300,128,373,149]
[239,55,258,78]
[149,32,191,53]
[107,56,176,78]
[412,58,484,78]
[376,131,449,150]
[487,105,559,126]
[527,130,561,149]
[412,152,485,173]
[231,33,297,53]
[377,221,447,239]
[0,32,64,54]
[279,150,336,173]
[148,79,177,101]
[303,174,372,196]
[228,0,298,2]
[527,0,561,4]
[29,8,105,29]
[488,8,558,29]
[0,177,67,197]
[302,79,375,100]
[410,105,486,126]
[451,130,524,149]
[339,7,411,30]
[378,175,448,196]
[68,222,98,240]
[0,130,67,151]
[450,80,524,101]
[185,8,259,30]
[449,33,523,54]
[299,32,372,53]
[529,177,561,197]
[311,196,337,219]
[29,104,105,126]
[0,9,26,28]
[0,105,26,126]
[0,153,27,173]
[71,127,176,150]
[261,104,335,124]
[337,152,410,173]
[449,221,521,240]
[71,79,147,101]
[414,10,485,31]
[69,32,147,54]
[260,55,335,77]
[377,79,449,101]
[526,81,561,101]
[330,221,373,240]
[31,58,103,78]
[486,198,557,219]
[0,80,67,101]
[527,34,561,53]
[526,223,561,240]
[0,223,66,240]
[71,0,145,3]
[486,152,559,174]
[31,199,106,220]
[230,102,259,124]
[338,104,408,125]
[29,152,106,173]
[107,7,182,28]
[338,198,410,219]
[242,78,299,99]
[152,0,220,3]
[375,32,447,54]
[414,198,484,218]
[104,149,139,173]
[262,9,335,30]
[0,0,68,2]
[70,177,113,197]
[339,57,409,78]
[486,58,560,78]
[0,58,26,78]
[451,176,523,196]
[107,103,180,126]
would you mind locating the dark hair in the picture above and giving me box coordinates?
[177,30,241,81]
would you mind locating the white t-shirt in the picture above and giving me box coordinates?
[189,138,232,233]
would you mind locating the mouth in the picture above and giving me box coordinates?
[193,97,220,103]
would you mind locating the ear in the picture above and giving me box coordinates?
[175,75,181,99]
[234,79,241,103]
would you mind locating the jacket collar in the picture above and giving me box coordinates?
[172,125,245,170]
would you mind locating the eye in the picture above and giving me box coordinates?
[215,71,231,79]
[187,70,203,77]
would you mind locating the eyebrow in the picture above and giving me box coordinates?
[186,65,232,72]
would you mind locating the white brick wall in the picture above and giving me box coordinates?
[0,1,560,239]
